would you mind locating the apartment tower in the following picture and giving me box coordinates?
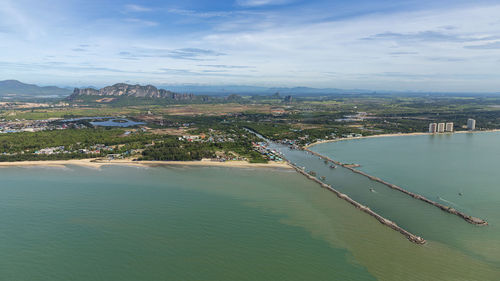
[437,123,445,133]
[467,119,476,130]
[429,123,437,133]
[445,122,454,132]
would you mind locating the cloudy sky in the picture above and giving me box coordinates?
[1,0,500,92]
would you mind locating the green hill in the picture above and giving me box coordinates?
[0,80,71,97]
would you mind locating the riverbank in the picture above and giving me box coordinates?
[0,158,291,169]
[305,129,500,148]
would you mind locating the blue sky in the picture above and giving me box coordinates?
[1,0,500,92]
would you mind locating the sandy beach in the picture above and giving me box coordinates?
[0,158,291,169]
[305,129,500,148]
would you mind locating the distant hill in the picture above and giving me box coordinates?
[0,80,72,97]
[68,83,209,102]
[159,85,500,97]
[158,84,374,96]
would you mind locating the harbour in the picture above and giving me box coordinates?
[247,129,486,245]
[302,147,488,226]
[310,131,500,266]
[286,160,426,244]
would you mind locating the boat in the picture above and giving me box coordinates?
[369,188,375,193]
[329,165,337,169]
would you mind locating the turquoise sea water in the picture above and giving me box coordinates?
[0,166,378,280]
[311,131,500,271]
[1,131,500,280]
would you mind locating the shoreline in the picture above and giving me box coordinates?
[305,129,500,148]
[0,158,292,169]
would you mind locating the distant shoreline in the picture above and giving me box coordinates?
[0,158,291,169]
[305,129,500,148]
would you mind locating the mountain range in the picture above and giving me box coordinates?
[69,83,205,102]
[157,85,373,96]
[2,80,358,98]
[0,80,72,97]
[70,83,370,98]
[2,80,494,99]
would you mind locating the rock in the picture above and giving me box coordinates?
[68,83,202,101]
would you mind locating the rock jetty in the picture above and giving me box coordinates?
[287,161,426,244]
[303,148,488,226]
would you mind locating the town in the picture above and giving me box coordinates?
[0,88,498,164]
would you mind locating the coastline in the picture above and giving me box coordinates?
[305,129,500,148]
[0,158,291,169]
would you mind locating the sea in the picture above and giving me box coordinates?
[1,132,499,280]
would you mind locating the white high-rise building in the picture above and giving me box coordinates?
[467,119,476,130]
[429,123,437,133]
[437,123,445,133]
[445,122,454,132]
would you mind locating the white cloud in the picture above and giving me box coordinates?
[0,0,45,39]
[1,0,500,92]
[168,8,236,18]
[236,0,294,7]
[124,4,152,12]
[124,18,158,27]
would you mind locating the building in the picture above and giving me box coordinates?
[429,123,437,133]
[467,119,476,130]
[437,123,445,133]
[445,122,454,132]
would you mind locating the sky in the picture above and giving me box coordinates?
[1,0,500,92]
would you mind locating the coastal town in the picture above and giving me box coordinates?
[0,83,497,166]
[0,106,489,163]
[0,118,77,134]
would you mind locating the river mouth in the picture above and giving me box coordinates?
[309,132,500,265]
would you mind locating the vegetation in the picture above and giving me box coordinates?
[140,138,267,163]
[0,126,267,163]
[0,128,149,154]
[0,92,499,162]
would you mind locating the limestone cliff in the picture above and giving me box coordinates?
[69,83,196,101]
